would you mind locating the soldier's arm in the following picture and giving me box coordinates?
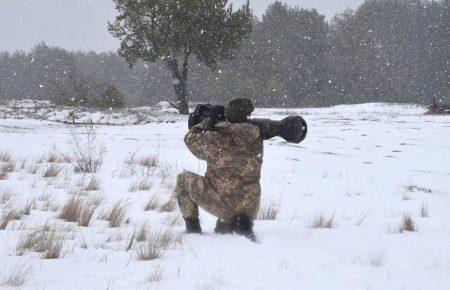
[216,122,260,145]
[184,118,222,161]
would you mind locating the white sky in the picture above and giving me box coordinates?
[0,0,363,53]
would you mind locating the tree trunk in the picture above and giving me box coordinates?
[165,51,190,115]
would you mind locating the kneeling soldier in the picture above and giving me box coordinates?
[175,98,262,241]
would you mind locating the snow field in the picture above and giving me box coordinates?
[0,103,449,290]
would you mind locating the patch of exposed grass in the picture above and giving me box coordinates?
[129,179,152,192]
[135,229,182,261]
[0,210,23,230]
[159,199,176,213]
[58,196,103,227]
[420,202,429,217]
[406,185,432,194]
[165,213,182,227]
[1,162,15,173]
[399,214,416,232]
[84,176,101,191]
[144,195,160,211]
[258,199,281,220]
[311,213,334,228]
[42,165,62,178]
[1,262,32,287]
[0,152,12,163]
[0,190,13,204]
[15,222,74,259]
[104,200,129,228]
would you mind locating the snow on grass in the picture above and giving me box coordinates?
[0,103,449,290]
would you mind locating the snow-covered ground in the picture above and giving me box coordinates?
[0,103,449,290]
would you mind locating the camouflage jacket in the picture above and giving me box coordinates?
[185,118,264,197]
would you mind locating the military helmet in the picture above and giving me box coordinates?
[225,98,254,123]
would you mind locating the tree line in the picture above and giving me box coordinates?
[0,0,448,109]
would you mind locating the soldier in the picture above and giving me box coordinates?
[175,98,262,241]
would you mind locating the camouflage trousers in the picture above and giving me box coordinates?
[175,170,260,227]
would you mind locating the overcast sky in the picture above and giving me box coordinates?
[0,0,363,53]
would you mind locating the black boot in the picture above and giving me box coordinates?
[184,217,202,234]
[214,219,233,234]
[232,214,256,242]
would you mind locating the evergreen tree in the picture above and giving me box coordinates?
[108,0,252,114]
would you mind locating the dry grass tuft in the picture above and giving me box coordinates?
[420,202,429,217]
[84,176,101,191]
[159,199,176,213]
[311,213,334,228]
[105,200,129,228]
[15,222,74,259]
[135,223,150,242]
[135,228,182,261]
[0,152,12,163]
[145,265,165,284]
[139,155,159,168]
[0,171,8,180]
[258,199,281,220]
[399,214,416,232]
[370,252,385,267]
[1,262,32,287]
[59,196,103,227]
[165,213,183,227]
[0,190,13,204]
[0,210,23,230]
[42,165,62,178]
[27,165,38,175]
[406,185,432,194]
[1,162,16,173]
[144,195,160,211]
[129,179,152,192]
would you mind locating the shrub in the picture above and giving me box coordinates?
[96,85,125,108]
[70,126,105,173]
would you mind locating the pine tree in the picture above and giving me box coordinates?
[108,0,252,114]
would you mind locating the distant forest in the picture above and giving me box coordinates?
[0,0,448,108]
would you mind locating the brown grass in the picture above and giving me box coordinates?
[129,179,152,192]
[84,176,101,191]
[15,222,74,259]
[0,210,23,230]
[135,223,150,242]
[145,265,165,284]
[258,199,281,220]
[406,185,432,194]
[59,196,103,227]
[144,196,160,211]
[1,162,15,173]
[28,165,38,175]
[399,214,416,232]
[135,229,182,261]
[139,155,159,168]
[0,171,8,180]
[42,165,62,178]
[105,200,129,228]
[1,262,32,287]
[159,199,176,213]
[165,213,183,227]
[311,213,334,228]
[0,152,12,162]
[0,190,13,204]
[420,202,429,217]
